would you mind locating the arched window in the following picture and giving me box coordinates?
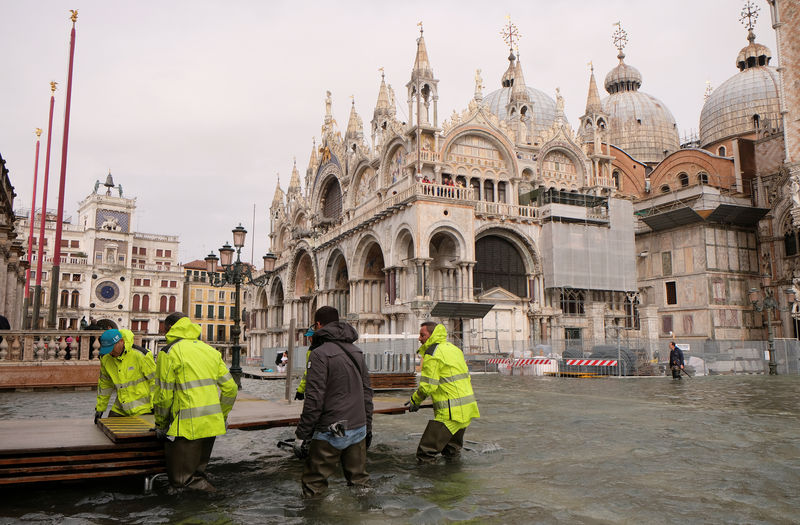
[612,170,620,189]
[498,181,507,203]
[660,184,671,194]
[132,294,140,311]
[678,173,689,187]
[698,172,709,185]
[321,178,343,219]
[474,236,527,297]
[470,178,481,199]
[483,180,495,202]
[168,296,176,311]
[142,295,150,312]
[785,229,799,257]
[753,114,760,129]
[60,290,69,307]
[159,295,168,313]
[560,289,585,315]
[718,146,726,156]
[71,291,80,308]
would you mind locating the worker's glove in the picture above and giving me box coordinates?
[294,391,304,401]
[405,400,420,413]
[365,431,373,449]
[94,411,103,424]
[294,439,310,459]
[154,428,168,442]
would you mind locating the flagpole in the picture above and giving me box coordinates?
[48,10,78,329]
[22,129,43,329]
[31,83,58,329]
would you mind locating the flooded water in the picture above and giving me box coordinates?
[1,374,799,524]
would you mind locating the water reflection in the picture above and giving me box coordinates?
[1,375,798,523]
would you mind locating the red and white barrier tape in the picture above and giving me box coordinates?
[487,358,556,367]
[565,359,618,366]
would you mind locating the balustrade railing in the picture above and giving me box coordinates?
[0,330,106,362]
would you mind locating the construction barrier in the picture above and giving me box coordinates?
[565,359,618,366]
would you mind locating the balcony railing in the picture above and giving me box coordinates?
[0,330,106,361]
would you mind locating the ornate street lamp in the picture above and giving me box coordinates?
[748,286,795,376]
[205,224,277,386]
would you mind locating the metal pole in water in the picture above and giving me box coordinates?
[285,318,296,402]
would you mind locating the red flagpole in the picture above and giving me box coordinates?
[22,128,43,329]
[48,10,78,329]
[31,84,58,329]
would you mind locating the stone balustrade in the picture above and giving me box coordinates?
[0,330,106,362]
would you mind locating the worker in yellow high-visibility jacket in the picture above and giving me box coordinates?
[407,322,480,463]
[94,329,155,423]
[152,313,238,492]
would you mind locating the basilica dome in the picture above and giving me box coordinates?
[483,86,556,137]
[601,53,680,164]
[699,31,780,149]
[483,52,557,139]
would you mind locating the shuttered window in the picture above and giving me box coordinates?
[322,179,343,219]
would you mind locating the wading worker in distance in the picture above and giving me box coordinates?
[406,322,479,463]
[152,312,238,492]
[94,329,155,423]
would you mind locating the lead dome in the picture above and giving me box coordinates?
[699,30,780,149]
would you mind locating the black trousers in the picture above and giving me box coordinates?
[164,436,216,491]
[671,366,682,379]
[301,438,368,498]
[416,420,466,463]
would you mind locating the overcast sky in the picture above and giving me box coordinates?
[1,1,777,265]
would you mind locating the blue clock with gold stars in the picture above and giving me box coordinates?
[95,281,120,303]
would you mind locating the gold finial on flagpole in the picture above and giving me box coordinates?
[50,81,58,94]
[35,128,42,138]
[69,9,78,23]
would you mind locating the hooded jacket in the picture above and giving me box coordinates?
[95,329,156,416]
[295,321,373,441]
[411,324,480,432]
[152,317,238,440]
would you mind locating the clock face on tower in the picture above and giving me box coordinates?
[95,281,120,303]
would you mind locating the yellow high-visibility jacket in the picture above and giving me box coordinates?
[95,329,156,416]
[153,317,238,440]
[296,348,313,395]
[411,324,480,433]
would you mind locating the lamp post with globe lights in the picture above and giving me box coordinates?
[205,224,277,387]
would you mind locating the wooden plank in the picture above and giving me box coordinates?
[98,415,157,443]
[1,459,165,475]
[0,467,166,485]
[0,449,163,466]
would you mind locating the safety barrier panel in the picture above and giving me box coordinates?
[565,359,618,366]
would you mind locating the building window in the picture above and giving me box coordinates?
[662,315,673,334]
[207,324,214,341]
[660,184,670,193]
[718,146,726,156]
[71,291,80,307]
[624,295,640,329]
[565,328,582,349]
[170,281,177,288]
[698,172,709,185]
[159,295,168,313]
[72,274,81,282]
[143,279,150,286]
[165,250,172,257]
[194,289,202,301]
[60,290,69,307]
[785,230,798,257]
[219,305,225,320]
[662,252,672,276]
[195,304,202,318]
[666,281,677,305]
[483,180,494,202]
[70,240,79,248]
[134,278,142,286]
[168,296,176,311]
[678,173,689,187]
[560,289,585,315]
[217,325,226,342]
[133,294,140,311]
[142,295,150,312]
[207,305,214,318]
[612,170,620,189]
[156,249,163,257]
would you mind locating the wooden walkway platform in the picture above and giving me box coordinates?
[0,393,414,486]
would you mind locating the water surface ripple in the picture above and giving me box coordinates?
[1,375,798,524]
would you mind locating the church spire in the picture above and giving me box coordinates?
[271,174,284,208]
[288,158,301,195]
[509,54,530,103]
[345,97,363,139]
[585,63,602,114]
[411,22,434,79]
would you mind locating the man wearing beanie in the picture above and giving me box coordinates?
[94,328,156,423]
[295,306,373,497]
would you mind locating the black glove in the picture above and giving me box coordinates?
[154,428,168,442]
[405,400,420,413]
[294,391,304,401]
[365,431,372,449]
[94,411,103,424]
[294,439,310,459]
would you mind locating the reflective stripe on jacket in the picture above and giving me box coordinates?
[411,324,480,427]
[296,348,313,394]
[95,329,156,416]
[152,317,238,439]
